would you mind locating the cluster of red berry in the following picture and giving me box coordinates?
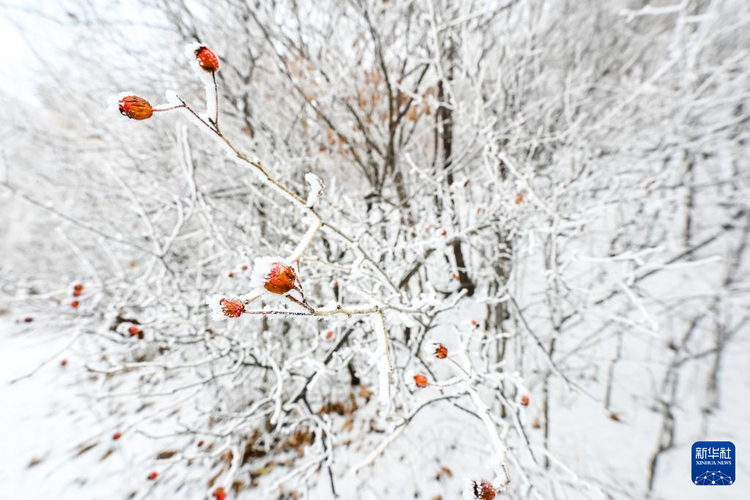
[227,263,249,279]
[143,470,226,498]
[119,46,219,121]
[70,283,83,309]
[411,343,451,389]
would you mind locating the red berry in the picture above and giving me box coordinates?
[241,265,248,271]
[112,431,122,441]
[521,395,530,407]
[71,300,80,308]
[118,96,153,120]
[195,46,220,72]
[264,263,298,295]
[228,272,235,278]
[441,229,447,236]
[73,290,82,297]
[74,284,83,291]
[24,317,34,323]
[60,359,68,367]
[470,319,478,327]
[128,326,140,336]
[147,471,158,481]
[413,374,428,388]
[473,480,496,500]
[219,298,245,318]
[515,193,524,205]
[213,487,226,500]
[434,343,448,359]
[325,330,334,340]
[197,440,204,447]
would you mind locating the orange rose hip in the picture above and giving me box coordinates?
[118,96,153,120]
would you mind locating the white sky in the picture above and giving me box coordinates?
[0,1,179,106]
[0,8,35,102]
[0,1,75,105]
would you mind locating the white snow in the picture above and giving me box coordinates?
[287,217,322,262]
[206,293,227,321]
[304,172,324,209]
[373,313,393,407]
[4,2,750,499]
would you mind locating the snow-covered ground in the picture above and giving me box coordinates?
[1,317,131,499]
[3,307,749,499]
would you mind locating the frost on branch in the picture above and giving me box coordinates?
[469,388,510,488]
[15,2,748,497]
[373,312,393,407]
[304,172,324,208]
[288,216,322,262]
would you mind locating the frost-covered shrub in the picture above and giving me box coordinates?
[2,1,749,499]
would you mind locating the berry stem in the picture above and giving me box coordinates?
[173,94,400,294]
[212,71,220,131]
[175,95,217,133]
[285,294,315,313]
[152,104,187,113]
